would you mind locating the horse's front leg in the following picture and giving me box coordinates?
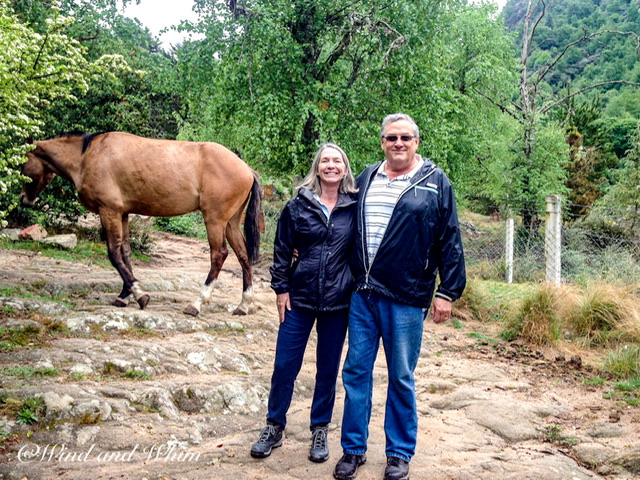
[184,225,227,316]
[101,211,150,310]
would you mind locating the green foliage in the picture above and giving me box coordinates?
[0,324,42,352]
[1,0,184,226]
[122,370,151,380]
[500,0,640,228]
[0,236,111,268]
[592,125,640,236]
[0,1,90,226]
[466,331,499,345]
[179,0,515,182]
[127,216,157,255]
[543,424,579,447]
[0,365,58,379]
[0,396,47,425]
[154,213,207,239]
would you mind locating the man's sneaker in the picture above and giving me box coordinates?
[333,453,366,480]
[308,425,329,463]
[383,456,410,480]
[250,423,284,458]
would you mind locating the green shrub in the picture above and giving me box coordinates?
[503,284,561,345]
[603,345,640,379]
[154,212,207,239]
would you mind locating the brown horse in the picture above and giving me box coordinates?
[19,132,262,316]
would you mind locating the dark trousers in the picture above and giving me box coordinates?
[267,306,349,429]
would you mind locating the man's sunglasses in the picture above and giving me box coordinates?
[381,135,416,142]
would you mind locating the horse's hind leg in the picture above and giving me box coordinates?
[184,222,227,317]
[101,212,150,310]
[225,217,254,315]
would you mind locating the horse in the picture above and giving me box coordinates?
[19,132,262,317]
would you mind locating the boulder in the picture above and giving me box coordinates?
[41,234,78,249]
[19,224,48,241]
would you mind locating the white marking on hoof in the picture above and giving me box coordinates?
[233,286,254,315]
[130,281,147,301]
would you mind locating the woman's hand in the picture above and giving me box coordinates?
[276,292,291,323]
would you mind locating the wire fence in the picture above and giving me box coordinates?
[462,196,640,286]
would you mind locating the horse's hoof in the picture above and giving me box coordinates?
[112,298,128,308]
[232,307,249,316]
[183,305,200,317]
[137,294,150,310]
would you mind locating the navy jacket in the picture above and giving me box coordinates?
[270,188,357,311]
[352,159,466,309]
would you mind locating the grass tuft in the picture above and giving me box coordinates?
[503,283,561,345]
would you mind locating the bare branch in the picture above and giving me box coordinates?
[525,0,550,63]
[472,87,522,122]
[375,20,405,65]
[541,80,640,114]
[534,29,640,84]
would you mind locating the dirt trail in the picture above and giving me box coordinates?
[0,231,639,480]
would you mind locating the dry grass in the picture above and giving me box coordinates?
[501,282,640,349]
[498,281,640,378]
[564,283,640,347]
[504,283,562,345]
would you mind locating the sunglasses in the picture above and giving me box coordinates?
[381,135,416,142]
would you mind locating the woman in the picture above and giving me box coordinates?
[250,143,358,463]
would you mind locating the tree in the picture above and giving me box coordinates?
[0,1,91,225]
[593,125,640,235]
[179,0,458,176]
[2,0,184,227]
[481,0,640,231]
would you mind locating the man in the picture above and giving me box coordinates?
[333,113,466,480]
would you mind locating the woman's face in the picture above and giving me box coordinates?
[317,147,346,189]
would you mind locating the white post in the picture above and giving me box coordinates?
[505,217,514,284]
[545,195,562,284]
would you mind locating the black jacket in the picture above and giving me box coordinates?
[352,158,466,309]
[270,188,357,311]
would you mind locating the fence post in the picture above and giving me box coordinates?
[505,217,514,284]
[545,195,562,284]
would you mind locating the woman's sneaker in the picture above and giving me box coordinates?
[250,423,284,458]
[308,425,329,462]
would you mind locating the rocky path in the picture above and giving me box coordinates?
[0,232,639,480]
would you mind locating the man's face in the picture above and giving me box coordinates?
[381,120,420,166]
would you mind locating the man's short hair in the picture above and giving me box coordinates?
[380,113,420,138]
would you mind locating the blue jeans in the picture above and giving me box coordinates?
[340,290,424,462]
[267,306,349,429]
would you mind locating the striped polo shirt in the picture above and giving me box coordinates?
[364,158,424,263]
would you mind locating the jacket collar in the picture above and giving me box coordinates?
[298,187,357,208]
[366,156,436,184]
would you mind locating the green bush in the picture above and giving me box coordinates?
[154,212,207,239]
[603,345,640,379]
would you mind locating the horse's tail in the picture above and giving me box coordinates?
[244,170,263,264]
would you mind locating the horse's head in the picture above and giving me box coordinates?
[19,148,56,208]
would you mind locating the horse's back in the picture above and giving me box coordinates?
[79,133,254,217]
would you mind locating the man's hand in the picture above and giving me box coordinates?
[276,292,291,323]
[431,297,452,324]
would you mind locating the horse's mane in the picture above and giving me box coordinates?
[53,131,112,154]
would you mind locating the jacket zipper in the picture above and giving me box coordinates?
[361,164,438,287]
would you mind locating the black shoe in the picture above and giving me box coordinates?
[333,453,366,480]
[309,425,329,463]
[384,456,410,480]
[250,423,284,458]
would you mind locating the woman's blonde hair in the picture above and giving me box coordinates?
[297,143,358,195]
